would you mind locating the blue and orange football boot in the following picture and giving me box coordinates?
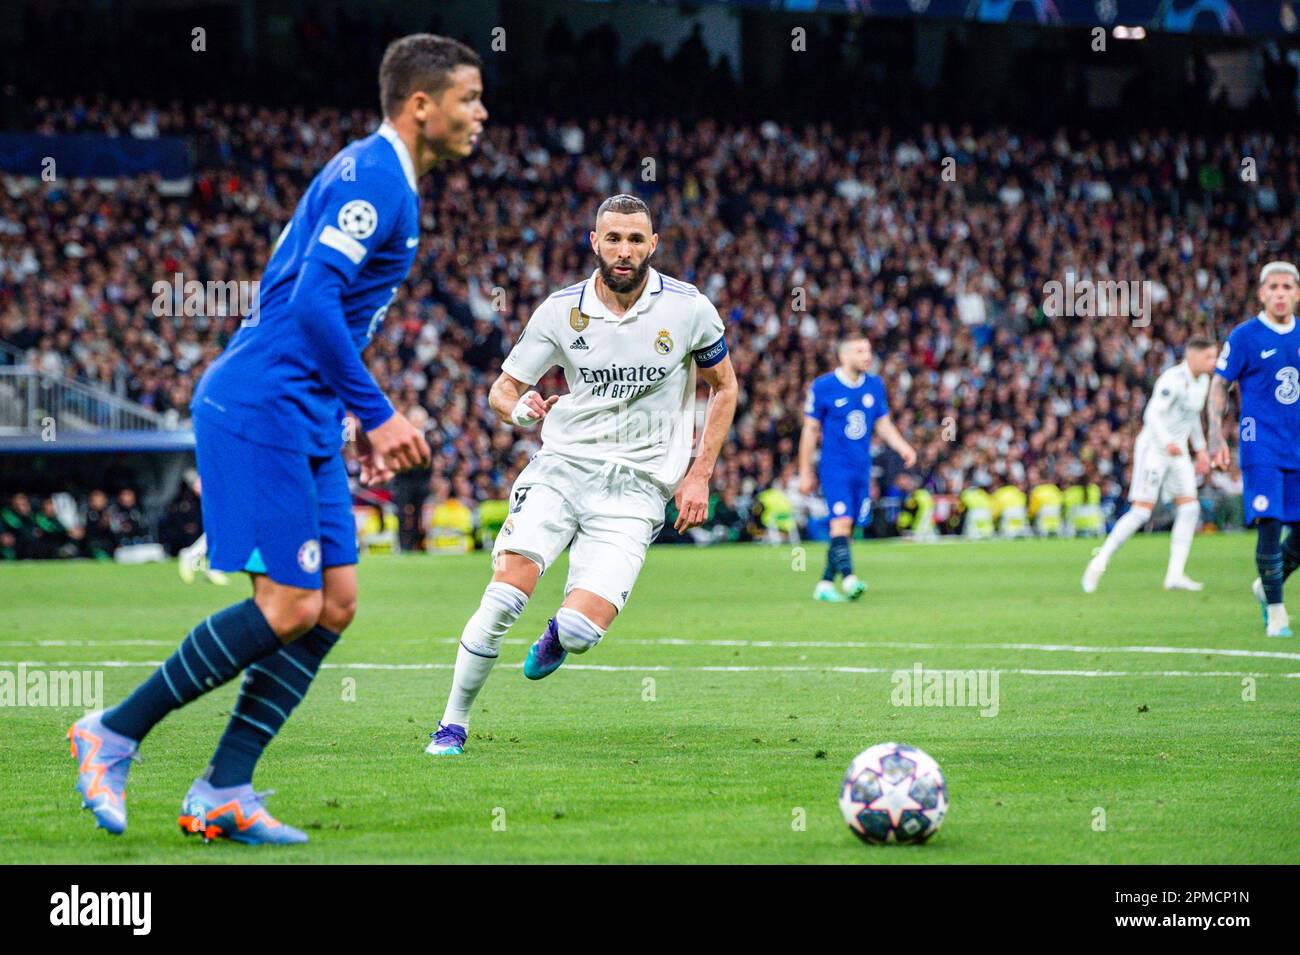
[178,779,308,845]
[523,617,567,680]
[68,712,139,835]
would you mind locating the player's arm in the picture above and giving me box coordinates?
[1206,376,1233,469]
[874,416,917,468]
[798,382,825,495]
[489,371,558,426]
[675,354,738,532]
[492,302,562,427]
[288,260,428,473]
[675,299,736,532]
[296,171,429,474]
[798,416,821,495]
[1189,407,1210,477]
[1208,336,1240,470]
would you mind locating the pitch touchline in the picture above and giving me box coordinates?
[5,637,1299,662]
[1,660,1295,679]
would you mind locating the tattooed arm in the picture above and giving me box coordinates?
[1206,375,1232,470]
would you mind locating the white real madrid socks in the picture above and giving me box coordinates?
[1098,505,1151,563]
[1165,501,1200,583]
[442,581,528,729]
[555,607,605,654]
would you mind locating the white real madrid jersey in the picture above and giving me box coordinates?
[1138,361,1209,453]
[502,267,727,488]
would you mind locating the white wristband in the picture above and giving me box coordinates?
[511,392,543,428]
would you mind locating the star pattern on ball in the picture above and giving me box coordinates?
[866,773,925,829]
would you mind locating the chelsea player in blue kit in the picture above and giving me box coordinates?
[1208,261,1300,638]
[799,336,917,602]
[68,34,487,843]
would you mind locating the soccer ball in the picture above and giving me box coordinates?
[839,742,948,844]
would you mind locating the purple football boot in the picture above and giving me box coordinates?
[425,721,468,756]
[523,617,568,680]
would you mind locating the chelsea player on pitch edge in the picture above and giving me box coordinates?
[67,34,486,843]
[798,337,916,603]
[1207,260,1300,638]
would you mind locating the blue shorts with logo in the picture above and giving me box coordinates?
[1242,466,1300,525]
[194,415,356,589]
[821,471,872,526]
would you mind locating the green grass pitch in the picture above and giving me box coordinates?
[2,533,1297,864]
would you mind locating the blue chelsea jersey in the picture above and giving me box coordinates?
[1215,314,1300,470]
[192,123,421,456]
[805,370,890,476]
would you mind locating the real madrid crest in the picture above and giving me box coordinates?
[569,307,590,332]
[654,329,673,355]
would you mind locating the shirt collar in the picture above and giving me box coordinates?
[1257,310,1297,335]
[578,267,663,323]
[378,121,418,194]
[835,367,865,388]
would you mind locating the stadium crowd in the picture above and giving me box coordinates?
[3,95,1294,551]
[0,488,156,560]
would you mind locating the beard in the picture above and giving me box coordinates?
[597,252,650,294]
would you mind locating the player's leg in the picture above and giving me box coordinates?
[1163,496,1203,590]
[174,573,328,845]
[840,484,872,600]
[1164,456,1203,590]
[428,479,573,754]
[68,421,314,835]
[818,515,854,602]
[1244,468,1292,637]
[1084,441,1158,593]
[817,474,855,602]
[1280,522,1300,585]
[180,452,358,843]
[178,532,205,584]
[1082,500,1152,593]
[522,507,655,680]
[428,552,536,754]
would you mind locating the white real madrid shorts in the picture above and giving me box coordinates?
[1128,433,1197,503]
[493,450,668,612]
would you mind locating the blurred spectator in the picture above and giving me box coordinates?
[111,489,147,546]
[0,488,147,560]
[82,489,118,558]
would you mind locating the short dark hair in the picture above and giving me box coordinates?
[1187,338,1215,351]
[379,34,481,118]
[595,194,652,230]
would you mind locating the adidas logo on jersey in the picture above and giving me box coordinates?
[570,337,589,350]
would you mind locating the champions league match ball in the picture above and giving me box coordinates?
[839,742,948,845]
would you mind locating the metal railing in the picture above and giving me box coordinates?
[0,367,171,434]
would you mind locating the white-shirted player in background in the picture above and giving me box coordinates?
[425,194,739,755]
[1083,339,1217,593]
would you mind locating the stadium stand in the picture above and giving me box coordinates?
[3,9,1291,555]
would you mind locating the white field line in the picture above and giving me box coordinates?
[4,637,1299,662]
[1,660,1296,679]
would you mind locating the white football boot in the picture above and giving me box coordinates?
[178,540,203,584]
[1266,603,1293,638]
[1081,551,1107,594]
